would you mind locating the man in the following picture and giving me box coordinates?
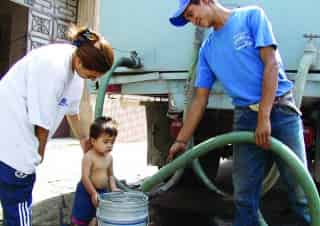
[167,0,310,225]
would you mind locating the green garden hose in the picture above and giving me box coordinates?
[141,131,320,226]
[95,53,141,118]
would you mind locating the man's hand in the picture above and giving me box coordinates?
[167,141,187,162]
[256,46,278,149]
[255,117,271,149]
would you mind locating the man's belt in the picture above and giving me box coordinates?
[248,91,302,115]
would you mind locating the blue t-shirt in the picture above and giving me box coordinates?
[195,6,293,107]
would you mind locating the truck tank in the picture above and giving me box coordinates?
[98,1,320,225]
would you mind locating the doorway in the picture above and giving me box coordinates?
[0,0,28,79]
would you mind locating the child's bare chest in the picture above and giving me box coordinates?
[92,155,111,171]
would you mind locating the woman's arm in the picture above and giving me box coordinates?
[35,126,49,162]
[66,114,91,152]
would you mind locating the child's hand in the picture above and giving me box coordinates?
[91,193,99,208]
[112,188,122,192]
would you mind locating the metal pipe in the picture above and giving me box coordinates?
[293,36,318,107]
[141,131,320,226]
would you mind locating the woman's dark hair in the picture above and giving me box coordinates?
[68,25,114,74]
[90,116,118,139]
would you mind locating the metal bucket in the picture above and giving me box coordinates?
[97,192,148,226]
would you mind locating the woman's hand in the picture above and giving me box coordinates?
[80,138,92,153]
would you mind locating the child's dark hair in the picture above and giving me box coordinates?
[90,116,118,139]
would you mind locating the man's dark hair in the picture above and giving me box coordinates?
[190,0,214,4]
[90,116,118,139]
[190,0,200,4]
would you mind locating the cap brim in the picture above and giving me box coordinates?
[170,16,189,27]
[169,0,190,27]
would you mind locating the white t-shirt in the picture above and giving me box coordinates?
[0,43,84,174]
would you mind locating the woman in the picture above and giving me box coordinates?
[0,26,114,226]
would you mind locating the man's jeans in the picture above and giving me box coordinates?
[232,105,311,226]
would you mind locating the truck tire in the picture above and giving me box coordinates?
[177,110,233,187]
[178,151,220,187]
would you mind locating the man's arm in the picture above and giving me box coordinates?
[66,114,91,152]
[35,126,49,162]
[167,88,210,161]
[256,46,279,149]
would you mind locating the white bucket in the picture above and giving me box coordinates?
[97,192,148,226]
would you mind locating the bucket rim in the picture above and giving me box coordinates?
[98,191,148,201]
[97,215,148,225]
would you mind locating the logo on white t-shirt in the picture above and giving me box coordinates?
[58,97,68,107]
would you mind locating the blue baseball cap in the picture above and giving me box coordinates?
[169,0,191,27]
